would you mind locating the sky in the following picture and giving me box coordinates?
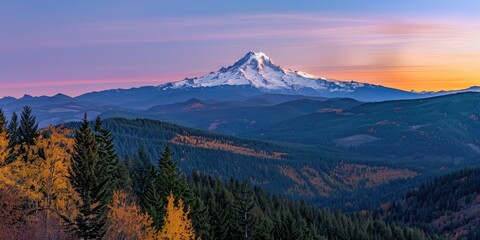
[1,0,479,97]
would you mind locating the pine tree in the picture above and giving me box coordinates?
[189,195,211,240]
[16,106,39,163]
[218,188,241,239]
[94,116,130,202]
[7,112,18,145]
[254,216,274,240]
[18,106,39,146]
[143,166,164,229]
[68,113,108,239]
[131,142,154,203]
[278,213,303,240]
[141,146,190,230]
[0,109,8,165]
[158,146,187,201]
[0,108,7,133]
[6,112,19,163]
[235,181,256,240]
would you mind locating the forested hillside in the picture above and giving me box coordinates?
[250,92,480,160]
[380,168,480,240]
[63,117,435,211]
[0,106,439,239]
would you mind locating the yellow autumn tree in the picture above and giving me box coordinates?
[158,193,196,240]
[34,126,78,218]
[106,190,158,240]
[0,126,78,221]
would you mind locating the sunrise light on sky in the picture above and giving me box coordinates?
[1,0,479,97]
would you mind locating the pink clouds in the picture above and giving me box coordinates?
[1,13,464,50]
[1,12,479,96]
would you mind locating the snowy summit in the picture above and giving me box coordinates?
[163,51,369,93]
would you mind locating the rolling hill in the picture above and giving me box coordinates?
[102,97,362,135]
[249,92,480,161]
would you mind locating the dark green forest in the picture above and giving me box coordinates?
[380,168,480,240]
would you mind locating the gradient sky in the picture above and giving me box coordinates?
[1,0,479,97]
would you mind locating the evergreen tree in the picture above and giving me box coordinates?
[254,216,274,240]
[17,106,38,146]
[94,116,130,201]
[7,112,18,154]
[278,213,303,240]
[142,146,189,229]
[0,108,6,133]
[14,106,39,162]
[189,195,211,240]
[158,146,187,201]
[155,146,189,228]
[68,114,108,239]
[218,188,241,239]
[143,166,164,229]
[131,142,154,203]
[235,181,256,240]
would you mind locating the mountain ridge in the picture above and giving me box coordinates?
[1,51,479,103]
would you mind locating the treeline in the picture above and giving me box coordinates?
[0,106,439,239]
[380,168,480,239]
[186,172,441,240]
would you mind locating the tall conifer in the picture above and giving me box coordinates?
[6,112,19,163]
[0,108,6,133]
[236,181,256,240]
[94,116,130,201]
[131,143,155,205]
[7,112,18,147]
[143,146,188,229]
[68,114,108,239]
[158,146,186,201]
[18,106,38,146]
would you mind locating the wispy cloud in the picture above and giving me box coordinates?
[0,13,466,50]
[1,12,479,95]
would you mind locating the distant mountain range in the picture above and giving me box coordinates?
[0,51,478,127]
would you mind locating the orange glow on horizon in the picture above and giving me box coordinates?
[313,53,480,92]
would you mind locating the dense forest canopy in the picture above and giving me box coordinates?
[380,168,480,240]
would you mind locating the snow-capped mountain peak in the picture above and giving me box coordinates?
[159,51,422,101]
[164,51,368,93]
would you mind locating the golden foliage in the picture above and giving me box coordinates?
[0,126,78,221]
[332,164,418,188]
[106,190,157,240]
[171,134,285,160]
[158,193,196,240]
